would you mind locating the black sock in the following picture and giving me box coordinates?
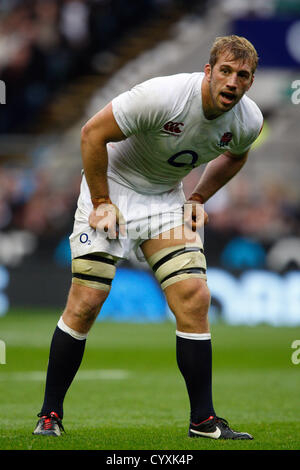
[40,326,86,419]
[176,332,215,424]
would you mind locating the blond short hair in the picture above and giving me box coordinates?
[209,35,259,74]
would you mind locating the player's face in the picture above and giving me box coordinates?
[204,53,254,117]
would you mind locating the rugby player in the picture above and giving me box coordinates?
[33,35,263,439]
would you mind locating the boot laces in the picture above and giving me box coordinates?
[38,412,65,433]
[215,416,229,428]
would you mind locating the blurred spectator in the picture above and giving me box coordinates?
[0,165,80,240]
[0,163,298,248]
[220,0,300,18]
[0,0,208,132]
[0,0,299,252]
[202,175,300,242]
[0,0,161,133]
[60,0,90,49]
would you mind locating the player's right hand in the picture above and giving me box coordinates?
[183,200,209,232]
[89,203,126,239]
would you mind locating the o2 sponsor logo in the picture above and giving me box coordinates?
[80,233,91,245]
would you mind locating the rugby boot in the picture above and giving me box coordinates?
[189,415,253,440]
[32,411,65,436]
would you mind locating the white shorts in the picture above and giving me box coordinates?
[69,175,186,262]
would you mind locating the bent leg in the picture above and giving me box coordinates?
[142,226,209,332]
[39,253,116,420]
[141,226,215,423]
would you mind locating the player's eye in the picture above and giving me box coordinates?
[238,72,250,79]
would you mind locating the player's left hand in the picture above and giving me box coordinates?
[89,202,126,239]
[183,200,209,232]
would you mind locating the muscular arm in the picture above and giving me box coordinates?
[81,102,126,206]
[189,150,249,203]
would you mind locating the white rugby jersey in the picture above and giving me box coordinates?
[109,72,263,195]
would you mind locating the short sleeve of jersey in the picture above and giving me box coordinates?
[230,97,264,155]
[111,75,194,137]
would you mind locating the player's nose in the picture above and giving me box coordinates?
[226,73,238,89]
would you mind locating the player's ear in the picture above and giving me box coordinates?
[204,63,212,81]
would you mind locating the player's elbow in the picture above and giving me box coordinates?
[81,122,105,148]
[81,122,92,144]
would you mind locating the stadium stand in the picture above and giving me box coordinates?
[0,0,299,276]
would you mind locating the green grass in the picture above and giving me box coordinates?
[0,309,299,450]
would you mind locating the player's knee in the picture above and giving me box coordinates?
[74,289,106,320]
[167,279,211,327]
[66,253,116,327]
[64,284,108,328]
[179,279,210,312]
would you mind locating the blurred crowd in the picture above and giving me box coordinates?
[0,0,299,251]
[0,163,299,246]
[0,165,80,240]
[220,0,300,18]
[182,172,300,244]
[203,176,300,243]
[0,0,195,133]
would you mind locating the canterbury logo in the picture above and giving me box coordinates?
[163,121,184,135]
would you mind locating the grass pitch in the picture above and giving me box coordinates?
[0,309,299,451]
